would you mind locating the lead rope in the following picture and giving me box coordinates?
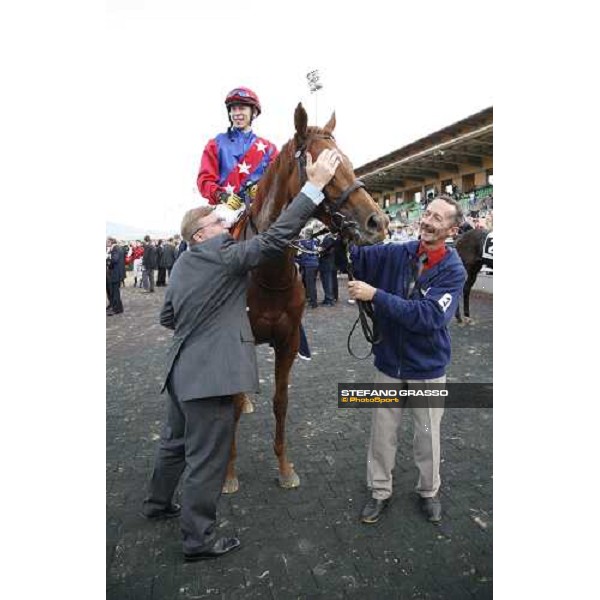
[344,240,382,360]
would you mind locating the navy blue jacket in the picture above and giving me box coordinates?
[296,239,319,268]
[107,246,125,284]
[351,240,466,380]
[319,234,336,268]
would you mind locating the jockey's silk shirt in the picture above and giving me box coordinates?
[197,128,278,205]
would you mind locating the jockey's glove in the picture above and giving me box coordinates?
[248,184,258,201]
[218,191,243,211]
[213,203,240,229]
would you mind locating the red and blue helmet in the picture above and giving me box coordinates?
[225,86,262,116]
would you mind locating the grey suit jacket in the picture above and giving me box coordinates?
[159,192,316,401]
[160,243,176,268]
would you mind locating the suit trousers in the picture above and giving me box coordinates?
[142,268,155,291]
[301,266,318,307]
[367,370,445,500]
[143,384,235,553]
[332,269,339,301]
[318,262,336,303]
[108,281,123,312]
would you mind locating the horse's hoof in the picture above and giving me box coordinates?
[463,317,473,325]
[222,478,239,494]
[241,396,255,414]
[278,470,300,489]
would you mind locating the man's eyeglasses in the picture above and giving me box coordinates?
[192,216,225,238]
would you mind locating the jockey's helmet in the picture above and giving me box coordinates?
[225,87,262,116]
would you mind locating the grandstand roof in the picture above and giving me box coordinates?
[355,107,493,192]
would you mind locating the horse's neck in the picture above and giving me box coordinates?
[249,172,299,284]
[232,209,296,286]
[254,247,297,282]
[252,170,290,233]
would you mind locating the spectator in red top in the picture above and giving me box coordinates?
[131,241,145,288]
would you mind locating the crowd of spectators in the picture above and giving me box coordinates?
[106,234,188,315]
[108,190,493,316]
[385,190,493,244]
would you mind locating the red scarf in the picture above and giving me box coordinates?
[417,242,447,271]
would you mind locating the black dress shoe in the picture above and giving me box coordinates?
[419,495,442,523]
[184,537,241,562]
[141,503,181,520]
[360,497,390,524]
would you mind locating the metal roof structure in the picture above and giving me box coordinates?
[355,107,493,193]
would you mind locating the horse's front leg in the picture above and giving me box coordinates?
[273,335,301,489]
[222,393,245,494]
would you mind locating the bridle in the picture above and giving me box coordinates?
[295,134,381,355]
[294,134,364,236]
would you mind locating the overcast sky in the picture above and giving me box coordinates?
[105,1,493,233]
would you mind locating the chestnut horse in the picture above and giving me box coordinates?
[223,103,388,493]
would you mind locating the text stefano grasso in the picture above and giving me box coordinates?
[339,389,449,397]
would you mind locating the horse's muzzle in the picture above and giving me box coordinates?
[356,211,388,245]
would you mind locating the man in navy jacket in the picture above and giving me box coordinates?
[348,196,466,525]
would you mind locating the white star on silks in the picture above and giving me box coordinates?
[224,184,235,195]
[237,161,251,175]
[255,141,268,153]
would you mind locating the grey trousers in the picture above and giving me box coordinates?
[367,370,445,500]
[141,268,155,291]
[143,384,234,553]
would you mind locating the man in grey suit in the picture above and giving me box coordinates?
[141,149,341,562]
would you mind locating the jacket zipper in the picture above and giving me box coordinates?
[397,258,414,378]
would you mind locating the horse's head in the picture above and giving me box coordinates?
[292,103,388,245]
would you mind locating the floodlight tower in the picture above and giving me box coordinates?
[306,69,323,124]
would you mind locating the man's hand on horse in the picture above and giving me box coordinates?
[348,280,376,302]
[306,149,341,189]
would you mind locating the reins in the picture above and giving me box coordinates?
[342,238,381,360]
[293,134,381,358]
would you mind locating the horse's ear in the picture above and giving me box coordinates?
[324,111,336,133]
[294,103,308,142]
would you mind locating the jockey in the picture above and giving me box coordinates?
[197,86,312,365]
[197,86,279,228]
